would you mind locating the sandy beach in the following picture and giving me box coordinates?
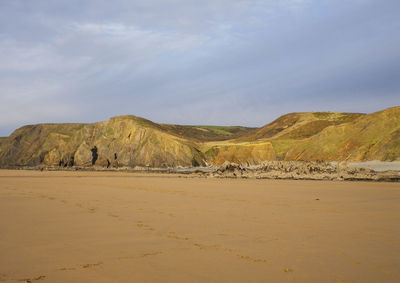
[0,170,399,282]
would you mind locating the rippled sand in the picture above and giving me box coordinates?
[0,170,399,282]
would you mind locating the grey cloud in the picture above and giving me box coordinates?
[0,0,399,135]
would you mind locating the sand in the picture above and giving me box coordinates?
[348,161,400,172]
[0,170,399,283]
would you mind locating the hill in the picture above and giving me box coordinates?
[202,112,364,164]
[0,106,399,168]
[0,115,254,168]
[0,116,205,168]
[285,106,400,161]
[237,112,364,141]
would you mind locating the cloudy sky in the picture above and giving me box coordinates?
[0,0,399,135]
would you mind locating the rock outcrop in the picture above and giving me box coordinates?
[209,161,400,181]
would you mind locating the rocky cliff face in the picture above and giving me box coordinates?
[203,142,276,165]
[0,123,87,167]
[0,106,399,168]
[72,116,206,167]
[0,116,205,168]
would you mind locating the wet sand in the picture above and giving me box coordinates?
[348,161,400,172]
[0,170,399,282]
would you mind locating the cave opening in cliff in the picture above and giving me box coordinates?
[91,146,98,165]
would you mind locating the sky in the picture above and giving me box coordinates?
[0,0,399,136]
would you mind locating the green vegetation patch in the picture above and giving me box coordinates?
[279,120,334,139]
[196,125,252,136]
[160,124,255,142]
[312,112,332,119]
[313,112,364,122]
[204,146,219,160]
[271,139,298,160]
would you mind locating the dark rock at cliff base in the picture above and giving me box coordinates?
[209,161,399,181]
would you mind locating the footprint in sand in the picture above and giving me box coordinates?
[237,254,267,263]
[18,275,46,282]
[60,262,103,270]
[190,241,268,265]
[136,221,154,231]
[191,242,220,250]
[166,232,190,241]
[59,267,76,271]
[80,262,103,269]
